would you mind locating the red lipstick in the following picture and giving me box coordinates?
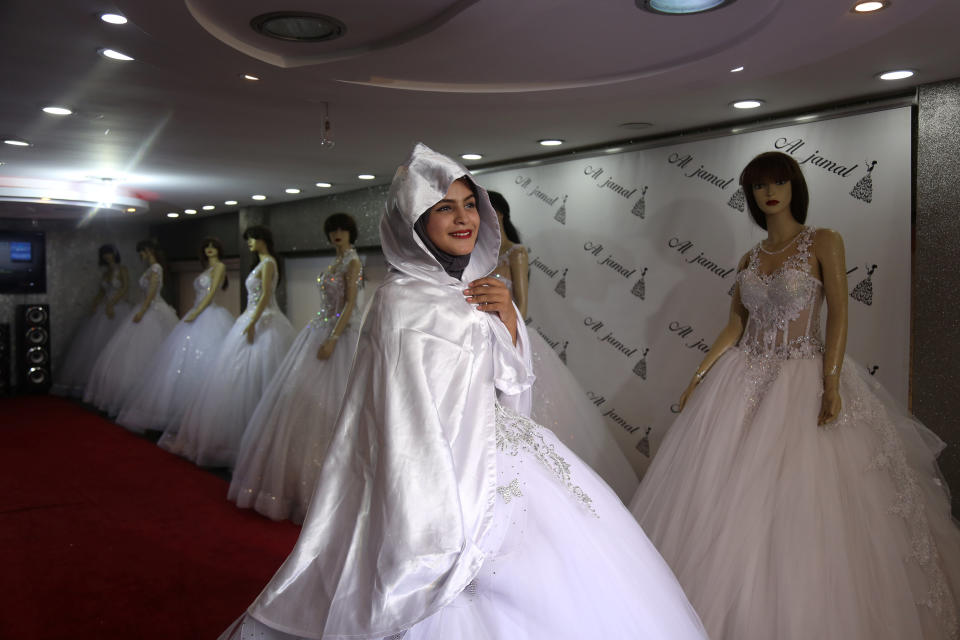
[766,199,779,206]
[450,230,473,239]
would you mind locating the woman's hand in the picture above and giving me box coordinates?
[316,338,336,360]
[818,386,842,426]
[244,322,256,344]
[464,277,518,344]
[132,310,144,323]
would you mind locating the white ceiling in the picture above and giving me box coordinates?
[0,0,957,222]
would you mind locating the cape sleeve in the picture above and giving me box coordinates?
[487,302,535,417]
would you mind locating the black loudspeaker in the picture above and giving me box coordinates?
[0,323,10,396]
[16,304,51,393]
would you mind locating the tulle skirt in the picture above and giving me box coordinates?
[220,406,707,640]
[161,308,295,468]
[52,302,131,397]
[116,304,234,433]
[82,301,178,414]
[630,347,960,640]
[527,330,638,502]
[228,321,358,523]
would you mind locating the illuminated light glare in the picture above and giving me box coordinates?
[100,13,128,24]
[4,139,30,146]
[285,188,301,194]
[538,139,564,146]
[854,1,886,12]
[43,106,72,116]
[184,209,197,214]
[730,66,744,73]
[224,200,238,205]
[167,212,180,218]
[732,99,764,109]
[126,207,136,212]
[357,174,375,180]
[202,205,215,210]
[252,194,267,200]
[40,197,51,202]
[243,74,260,81]
[879,70,915,81]
[101,48,134,61]
[315,182,332,188]
[461,153,483,161]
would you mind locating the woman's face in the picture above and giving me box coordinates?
[425,179,480,256]
[203,243,219,260]
[246,236,259,253]
[328,228,351,247]
[752,178,793,219]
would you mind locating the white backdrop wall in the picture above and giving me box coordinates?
[478,106,912,476]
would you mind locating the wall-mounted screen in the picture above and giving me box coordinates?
[0,231,46,293]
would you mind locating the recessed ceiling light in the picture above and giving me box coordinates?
[126,207,136,212]
[202,205,215,210]
[316,182,332,188]
[43,106,72,116]
[618,122,653,130]
[252,194,267,200]
[40,197,51,202]
[538,139,564,146]
[100,13,128,25]
[4,139,30,146]
[100,48,134,61]
[251,12,346,42]
[285,187,301,194]
[640,0,733,15]
[461,153,483,161]
[730,66,744,73]
[852,1,888,12]
[732,99,764,109]
[243,74,260,81]
[357,174,375,180]
[879,69,915,80]
[225,200,238,205]
[184,209,197,214]
[167,212,180,218]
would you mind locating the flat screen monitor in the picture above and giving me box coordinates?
[0,231,46,293]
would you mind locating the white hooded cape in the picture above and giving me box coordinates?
[246,143,535,639]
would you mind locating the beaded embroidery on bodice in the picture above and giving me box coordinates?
[310,249,363,331]
[191,268,215,307]
[246,257,279,310]
[101,268,124,296]
[137,264,163,305]
[738,227,823,361]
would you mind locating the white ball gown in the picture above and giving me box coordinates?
[52,268,131,397]
[494,244,638,502]
[228,249,363,523]
[217,143,706,640]
[162,256,295,468]
[117,267,234,433]
[82,263,178,414]
[630,226,960,640]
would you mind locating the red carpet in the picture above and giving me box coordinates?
[0,395,301,640]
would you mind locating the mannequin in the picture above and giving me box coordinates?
[630,151,960,640]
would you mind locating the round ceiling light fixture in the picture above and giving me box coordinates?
[100,48,134,61]
[100,13,128,25]
[639,0,735,15]
[43,106,73,116]
[285,187,301,194]
[242,74,260,81]
[4,138,30,147]
[184,209,197,214]
[357,174,375,180]
[731,99,764,109]
[252,194,267,200]
[167,212,180,218]
[878,69,915,80]
[316,182,332,188]
[538,139,564,146]
[202,205,215,210]
[852,1,889,13]
[251,12,346,42]
[461,153,483,161]
[225,200,238,205]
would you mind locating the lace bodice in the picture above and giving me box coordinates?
[310,249,363,331]
[137,263,163,300]
[100,268,124,297]
[493,245,525,292]
[738,227,823,361]
[246,257,279,310]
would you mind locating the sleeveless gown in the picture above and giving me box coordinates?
[82,263,177,414]
[229,249,364,523]
[52,268,132,397]
[494,245,638,501]
[162,257,295,468]
[117,267,234,433]
[630,227,960,640]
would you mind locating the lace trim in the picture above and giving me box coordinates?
[495,404,597,517]
[496,477,523,503]
[748,226,816,282]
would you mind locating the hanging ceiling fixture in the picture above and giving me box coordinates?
[320,102,335,149]
[639,0,735,15]
[251,12,346,42]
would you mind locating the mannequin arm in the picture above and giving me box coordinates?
[318,258,362,359]
[816,229,848,425]
[107,266,129,307]
[244,259,275,343]
[509,247,530,319]
[186,263,226,321]
[134,267,160,322]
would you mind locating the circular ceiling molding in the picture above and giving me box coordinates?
[639,0,736,15]
[250,12,346,43]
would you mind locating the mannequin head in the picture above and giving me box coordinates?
[423,178,480,256]
[739,152,809,229]
[135,239,159,264]
[324,212,358,247]
[488,191,521,244]
[199,237,229,289]
[243,225,274,256]
[98,244,120,267]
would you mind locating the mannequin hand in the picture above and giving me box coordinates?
[183,310,198,323]
[244,322,256,344]
[677,379,698,413]
[132,310,144,323]
[818,386,842,426]
[464,277,517,343]
[316,339,336,360]
[105,304,115,319]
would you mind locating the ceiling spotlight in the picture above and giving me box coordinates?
[100,48,134,61]
[167,212,180,218]
[251,12,346,42]
[878,69,915,80]
[40,197,51,202]
[461,153,483,161]
[852,1,888,12]
[243,74,260,81]
[185,209,197,214]
[538,139,564,146]
[315,182,332,188]
[252,194,267,200]
[43,106,72,116]
[285,188,301,194]
[4,139,30,146]
[730,66,744,73]
[100,13,128,24]
[357,174,375,180]
[202,205,215,210]
[732,99,764,109]
[225,200,238,205]
[126,207,136,212]
[640,0,733,15]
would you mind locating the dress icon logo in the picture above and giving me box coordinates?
[867,365,879,376]
[558,340,569,365]
[850,160,877,203]
[554,195,568,225]
[850,264,877,306]
[554,268,568,298]
[632,347,650,379]
[631,186,649,218]
[635,426,653,457]
[727,186,746,212]
[630,268,648,300]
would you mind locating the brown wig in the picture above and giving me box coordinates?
[487,191,521,244]
[135,238,167,272]
[199,237,228,290]
[739,151,809,229]
[98,244,121,266]
[323,212,358,244]
[242,225,281,280]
